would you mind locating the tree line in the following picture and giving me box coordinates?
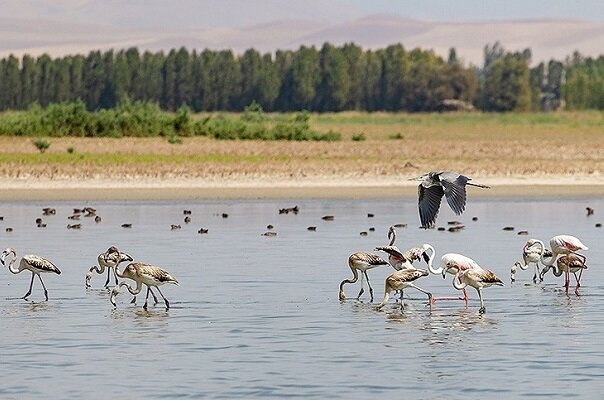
[0,41,601,113]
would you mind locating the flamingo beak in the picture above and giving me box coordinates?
[0,254,5,266]
[120,253,133,263]
[110,287,119,307]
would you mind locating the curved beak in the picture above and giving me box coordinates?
[0,253,5,266]
[110,287,119,306]
[119,252,133,263]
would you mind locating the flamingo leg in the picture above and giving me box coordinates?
[477,288,486,314]
[22,272,35,300]
[564,271,570,296]
[143,286,151,310]
[155,286,170,309]
[37,274,49,301]
[150,288,159,304]
[574,269,584,296]
[364,271,374,302]
[431,289,468,305]
[103,267,111,288]
[356,271,365,300]
[407,283,432,306]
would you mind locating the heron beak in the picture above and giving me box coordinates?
[408,176,422,181]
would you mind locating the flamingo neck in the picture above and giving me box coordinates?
[5,252,23,275]
[388,228,396,247]
[452,273,467,290]
[117,281,142,295]
[426,248,442,275]
[339,268,359,292]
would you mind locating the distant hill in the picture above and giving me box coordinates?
[3,11,604,65]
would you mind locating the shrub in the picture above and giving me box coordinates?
[352,133,366,141]
[32,138,51,153]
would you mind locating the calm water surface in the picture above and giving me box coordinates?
[0,196,603,399]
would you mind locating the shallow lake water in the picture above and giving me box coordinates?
[0,195,603,399]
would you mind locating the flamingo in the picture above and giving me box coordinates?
[536,235,588,281]
[409,171,490,228]
[424,252,482,303]
[443,265,504,314]
[374,226,433,270]
[85,246,133,288]
[550,253,588,296]
[110,262,179,310]
[376,267,432,312]
[0,248,61,301]
[339,252,389,302]
[510,239,552,284]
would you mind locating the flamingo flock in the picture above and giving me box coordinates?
[340,228,590,315]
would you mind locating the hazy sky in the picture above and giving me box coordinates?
[3,0,604,28]
[352,0,604,22]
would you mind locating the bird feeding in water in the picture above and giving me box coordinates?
[442,264,504,314]
[511,239,552,284]
[1,248,61,301]
[376,267,432,312]
[85,246,133,288]
[339,252,389,302]
[410,171,490,228]
[110,262,179,310]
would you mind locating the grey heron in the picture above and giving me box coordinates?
[410,171,490,228]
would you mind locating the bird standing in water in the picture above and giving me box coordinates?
[339,252,389,302]
[1,248,61,301]
[443,265,504,314]
[410,171,490,228]
[110,262,179,310]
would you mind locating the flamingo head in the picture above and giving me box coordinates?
[109,286,120,307]
[0,248,15,266]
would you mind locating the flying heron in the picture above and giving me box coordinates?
[410,171,490,228]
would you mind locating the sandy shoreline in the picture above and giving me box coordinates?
[2,176,604,200]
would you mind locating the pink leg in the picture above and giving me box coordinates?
[431,290,468,305]
[575,269,584,296]
[564,271,570,296]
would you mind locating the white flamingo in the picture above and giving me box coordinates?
[85,246,133,288]
[376,267,432,312]
[510,239,552,284]
[444,265,504,314]
[110,262,179,310]
[1,248,61,301]
[339,252,389,302]
[425,252,482,303]
[538,235,588,267]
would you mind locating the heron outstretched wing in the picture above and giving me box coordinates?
[439,172,468,215]
[418,183,444,228]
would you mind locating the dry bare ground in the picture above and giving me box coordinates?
[1,133,603,181]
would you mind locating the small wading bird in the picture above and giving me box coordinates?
[85,246,133,288]
[443,264,504,314]
[410,171,490,228]
[376,267,432,312]
[1,248,61,301]
[511,239,552,284]
[339,252,389,302]
[550,253,588,296]
[110,262,179,310]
